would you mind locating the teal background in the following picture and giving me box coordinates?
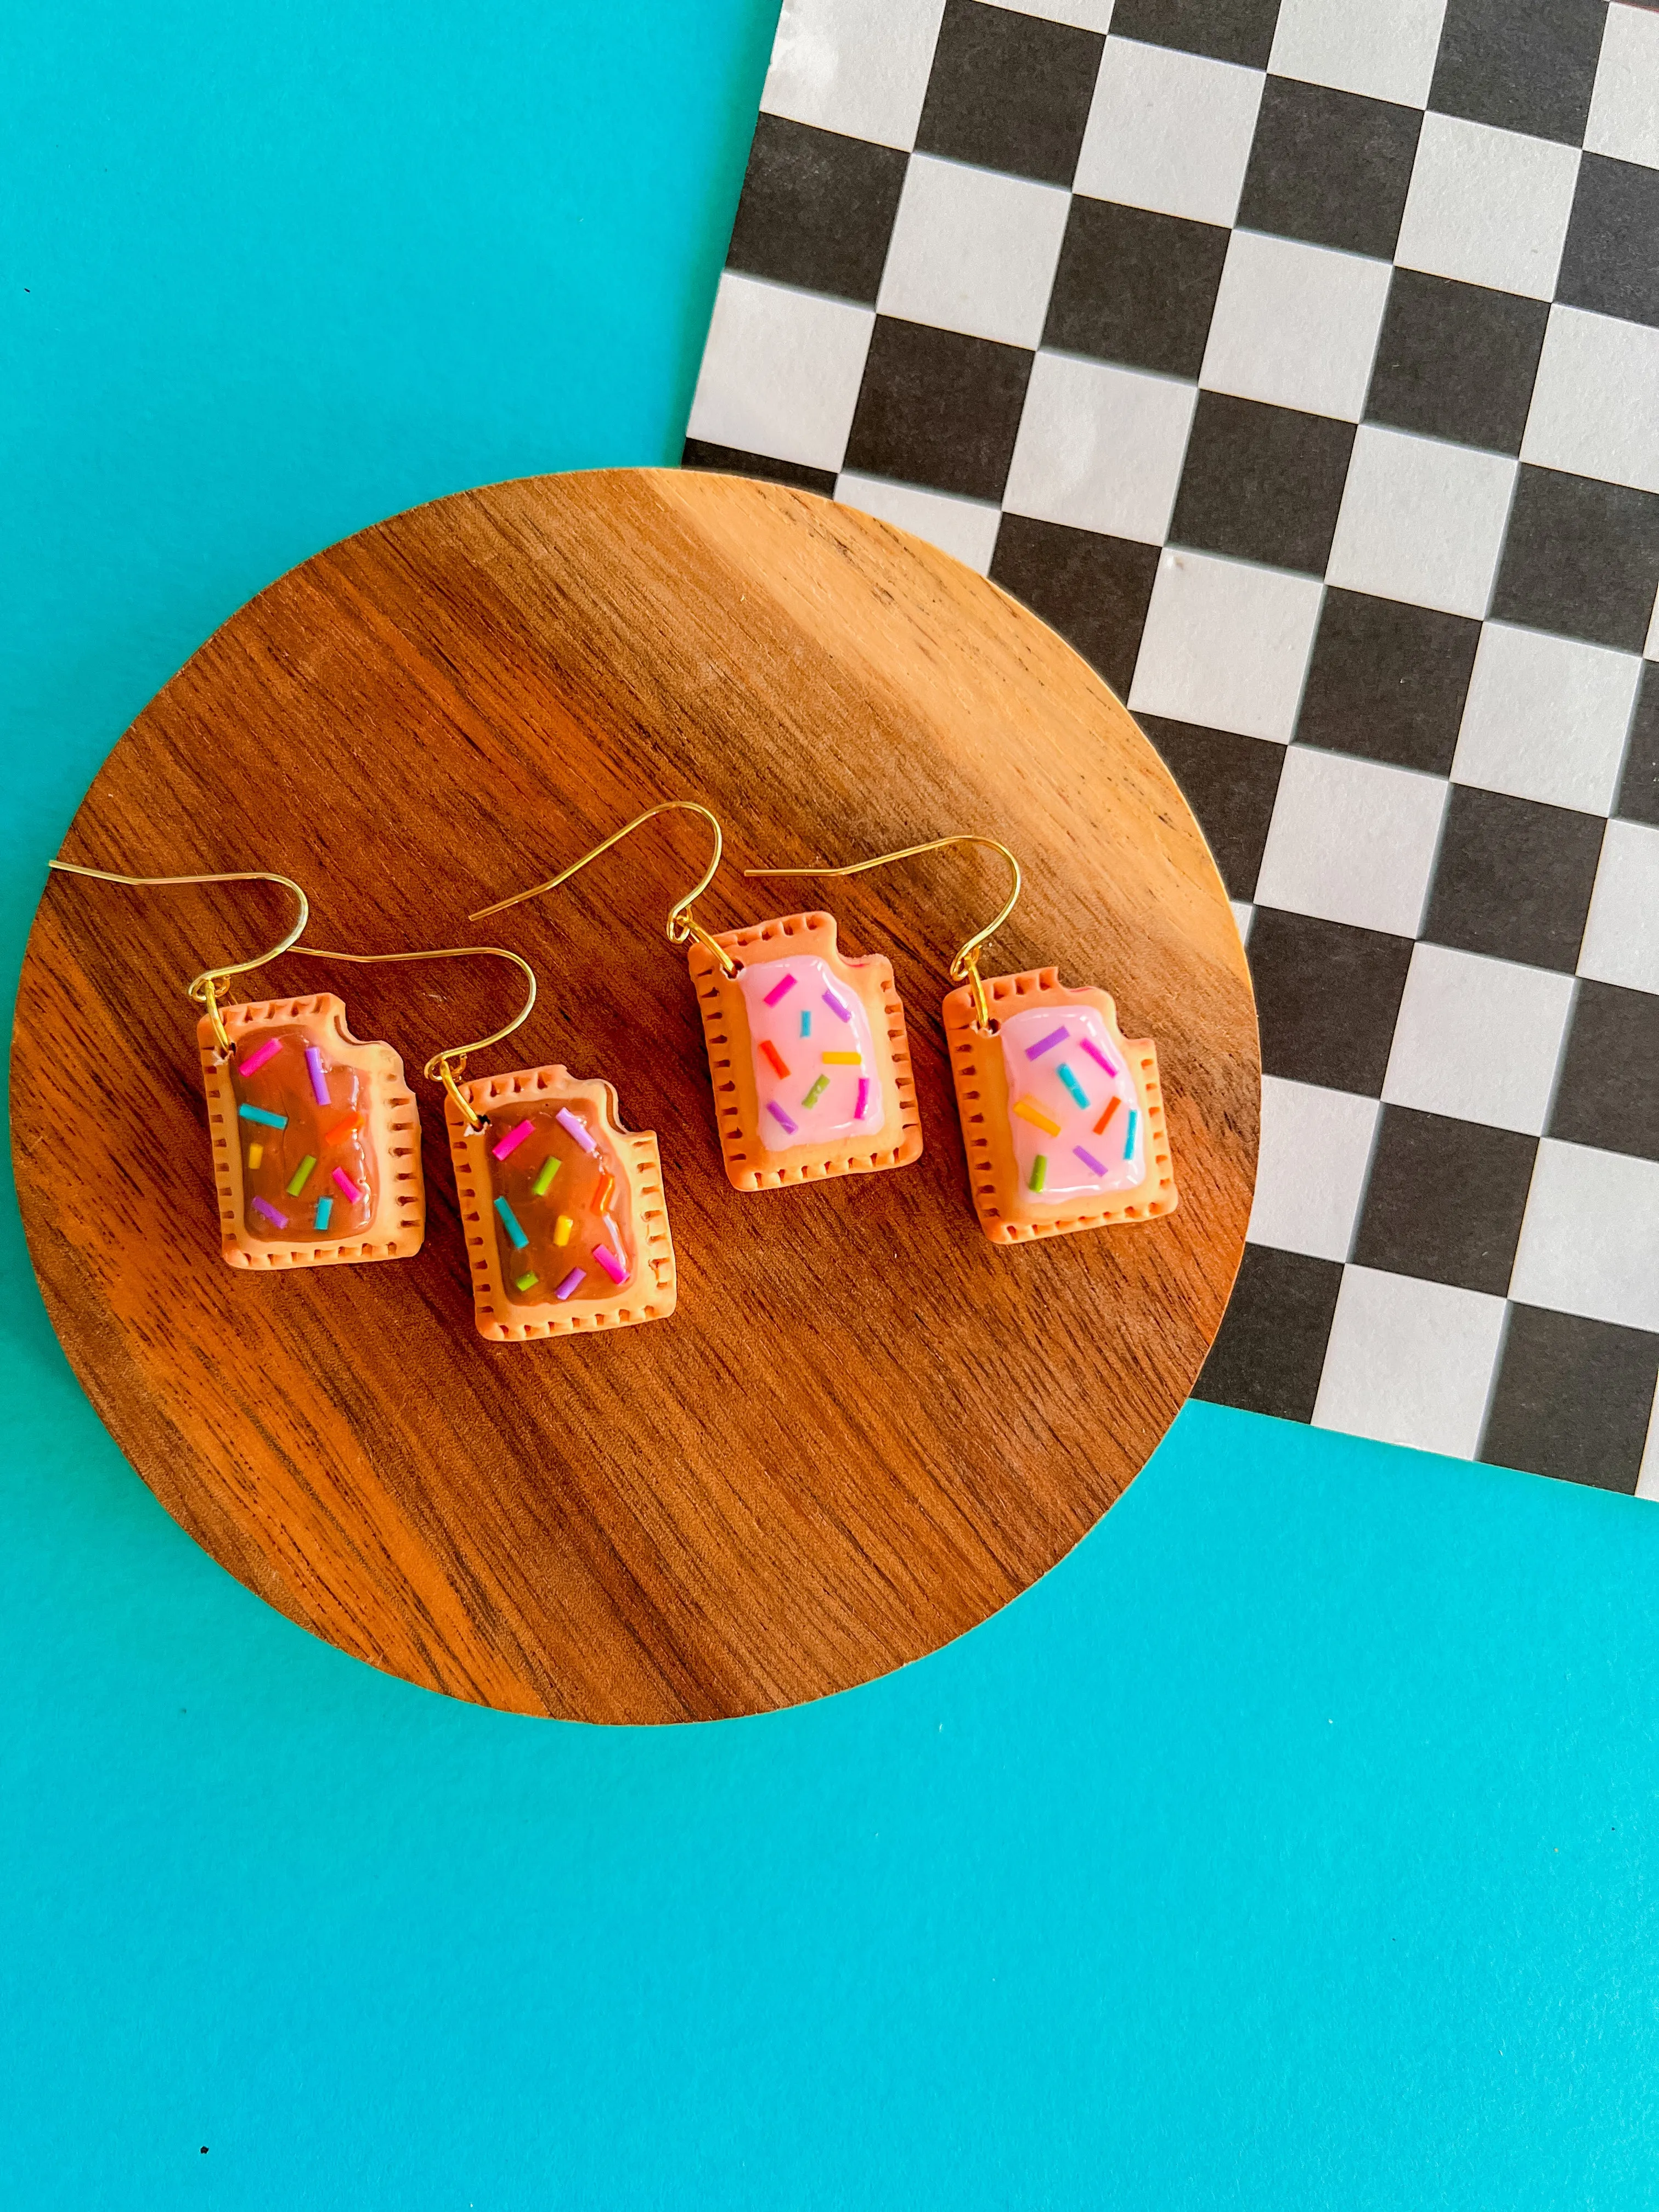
[5,2,1658,2203]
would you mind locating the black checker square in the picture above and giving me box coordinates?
[1042,197,1229,381]
[843,317,1032,502]
[915,0,1103,188]
[1364,269,1549,457]
[1192,1244,1344,1425]
[988,516,1159,703]
[1248,907,1413,1096]
[1489,466,1659,657]
[1423,785,1604,974]
[1237,77,1421,261]
[1558,154,1659,331]
[1167,391,1354,575]
[1107,0,1282,71]
[1427,0,1608,149]
[725,115,907,305]
[680,439,837,499]
[1482,1304,1659,1494]
[1551,981,1659,1165]
[1352,1105,1536,1298]
[1136,716,1284,901]
[1615,662,1659,829]
[1296,589,1481,777]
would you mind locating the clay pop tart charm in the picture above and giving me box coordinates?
[748,836,1177,1245]
[45,859,426,1272]
[474,799,921,1197]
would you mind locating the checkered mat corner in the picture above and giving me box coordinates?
[682,0,1659,1497]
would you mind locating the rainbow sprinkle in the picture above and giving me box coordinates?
[554,1266,586,1301]
[323,1111,362,1143]
[251,1196,286,1228]
[239,1103,287,1129]
[285,1154,318,1197]
[492,1118,533,1161]
[1013,1096,1061,1137]
[802,1074,829,1108]
[854,1076,872,1121]
[593,1244,628,1285]
[1057,1062,1090,1110]
[1025,1025,1070,1060]
[554,1214,574,1246]
[304,1046,329,1105]
[760,1039,791,1079]
[331,1167,363,1204]
[763,972,796,1007]
[494,1195,529,1249]
[1073,1145,1108,1176]
[768,1101,799,1135]
[555,1107,597,1155]
[1080,1036,1118,1079]
[247,1143,263,1170]
[799,1011,812,1037]
[822,986,852,1022]
[1094,1097,1122,1137]
[515,1269,539,1293]
[1123,1109,1138,1161]
[314,1195,334,1232]
[532,1156,560,1199]
[1029,1155,1047,1194]
[238,1037,280,1077]
[822,1051,861,1066]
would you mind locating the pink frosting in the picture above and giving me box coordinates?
[737,955,885,1153]
[998,1003,1143,1201]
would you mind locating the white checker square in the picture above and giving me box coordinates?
[877,155,1071,349]
[1649,594,1659,662]
[1452,622,1641,816]
[1326,426,1516,620]
[1231,899,1255,943]
[1313,1267,1508,1460]
[760,0,945,150]
[1395,113,1579,302]
[1579,820,1659,996]
[1254,746,1448,936]
[1522,307,1659,500]
[1127,549,1322,742]
[1248,1076,1378,1262]
[1639,1384,1659,1504]
[1199,231,1392,422]
[1512,1140,1659,1335]
[1002,353,1195,545]
[1269,0,1447,109]
[687,274,873,474]
[834,473,1002,573]
[1383,943,1576,1137]
[1073,37,1264,225]
[1585,2,1659,171]
[985,0,1116,25]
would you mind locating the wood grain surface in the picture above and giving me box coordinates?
[10,469,1259,1722]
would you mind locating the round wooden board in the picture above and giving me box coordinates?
[11,470,1258,1722]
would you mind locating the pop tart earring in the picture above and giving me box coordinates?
[45,859,425,1269]
[476,801,923,1193]
[289,937,678,1342]
[746,837,1179,1245]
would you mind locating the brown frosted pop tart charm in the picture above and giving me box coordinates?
[44,860,426,1272]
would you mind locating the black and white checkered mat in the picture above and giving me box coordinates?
[684,0,1659,1494]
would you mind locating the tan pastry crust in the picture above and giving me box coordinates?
[200,994,425,1270]
[687,910,923,1190]
[944,966,1178,1245]
[445,1064,677,1341]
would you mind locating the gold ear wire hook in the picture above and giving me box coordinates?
[469,799,738,977]
[47,859,310,1055]
[285,942,537,1132]
[745,834,1022,1031]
